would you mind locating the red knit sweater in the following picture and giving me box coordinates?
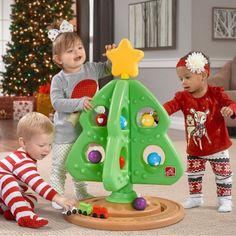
[164,86,236,156]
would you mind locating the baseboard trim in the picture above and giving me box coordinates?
[139,58,231,68]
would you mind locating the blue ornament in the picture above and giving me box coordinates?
[120,116,127,129]
[147,152,161,166]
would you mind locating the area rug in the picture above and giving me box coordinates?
[0,140,235,236]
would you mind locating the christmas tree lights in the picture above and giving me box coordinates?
[1,0,74,96]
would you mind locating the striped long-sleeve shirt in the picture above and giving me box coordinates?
[0,150,57,201]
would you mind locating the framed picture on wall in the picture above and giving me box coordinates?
[212,7,236,40]
[128,0,176,50]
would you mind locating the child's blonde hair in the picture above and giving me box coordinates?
[17,112,54,140]
[49,19,82,67]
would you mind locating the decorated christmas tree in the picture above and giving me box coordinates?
[66,39,184,203]
[1,0,74,96]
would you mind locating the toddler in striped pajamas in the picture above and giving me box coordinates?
[0,112,76,228]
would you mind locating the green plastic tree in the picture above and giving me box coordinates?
[66,39,184,203]
[1,0,74,96]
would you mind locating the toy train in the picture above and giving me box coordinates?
[62,202,109,219]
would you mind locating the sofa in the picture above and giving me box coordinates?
[208,56,236,130]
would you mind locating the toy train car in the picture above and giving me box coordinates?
[63,202,108,219]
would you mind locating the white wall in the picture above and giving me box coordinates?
[1,0,236,128]
[114,0,193,59]
[192,0,236,57]
[0,0,13,95]
[114,0,236,129]
[114,0,236,63]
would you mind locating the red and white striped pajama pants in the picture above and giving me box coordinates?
[0,173,37,221]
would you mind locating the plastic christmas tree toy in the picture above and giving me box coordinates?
[65,39,185,230]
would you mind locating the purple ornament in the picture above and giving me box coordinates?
[88,150,102,163]
[132,197,147,210]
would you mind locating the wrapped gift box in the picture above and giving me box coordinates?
[0,96,15,119]
[0,96,36,120]
[0,109,8,119]
[13,100,34,120]
[36,93,53,117]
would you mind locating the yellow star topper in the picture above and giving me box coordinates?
[106,38,144,79]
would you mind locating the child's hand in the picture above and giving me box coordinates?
[83,97,93,111]
[53,194,76,211]
[60,198,77,211]
[105,43,116,51]
[102,43,116,56]
[220,107,234,117]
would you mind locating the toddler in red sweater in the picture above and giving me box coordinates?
[164,52,236,212]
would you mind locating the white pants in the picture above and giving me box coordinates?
[50,143,88,199]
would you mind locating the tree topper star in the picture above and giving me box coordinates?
[106,39,144,79]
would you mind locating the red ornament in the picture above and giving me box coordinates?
[96,113,107,126]
[119,156,125,169]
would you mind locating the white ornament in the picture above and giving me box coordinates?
[94,106,106,114]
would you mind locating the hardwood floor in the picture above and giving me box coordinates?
[0,119,185,152]
[0,120,18,151]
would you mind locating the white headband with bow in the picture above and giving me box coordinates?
[48,20,74,42]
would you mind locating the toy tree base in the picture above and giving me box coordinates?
[64,196,184,231]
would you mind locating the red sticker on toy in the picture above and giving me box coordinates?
[165,167,176,176]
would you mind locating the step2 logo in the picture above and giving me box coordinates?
[165,166,176,176]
